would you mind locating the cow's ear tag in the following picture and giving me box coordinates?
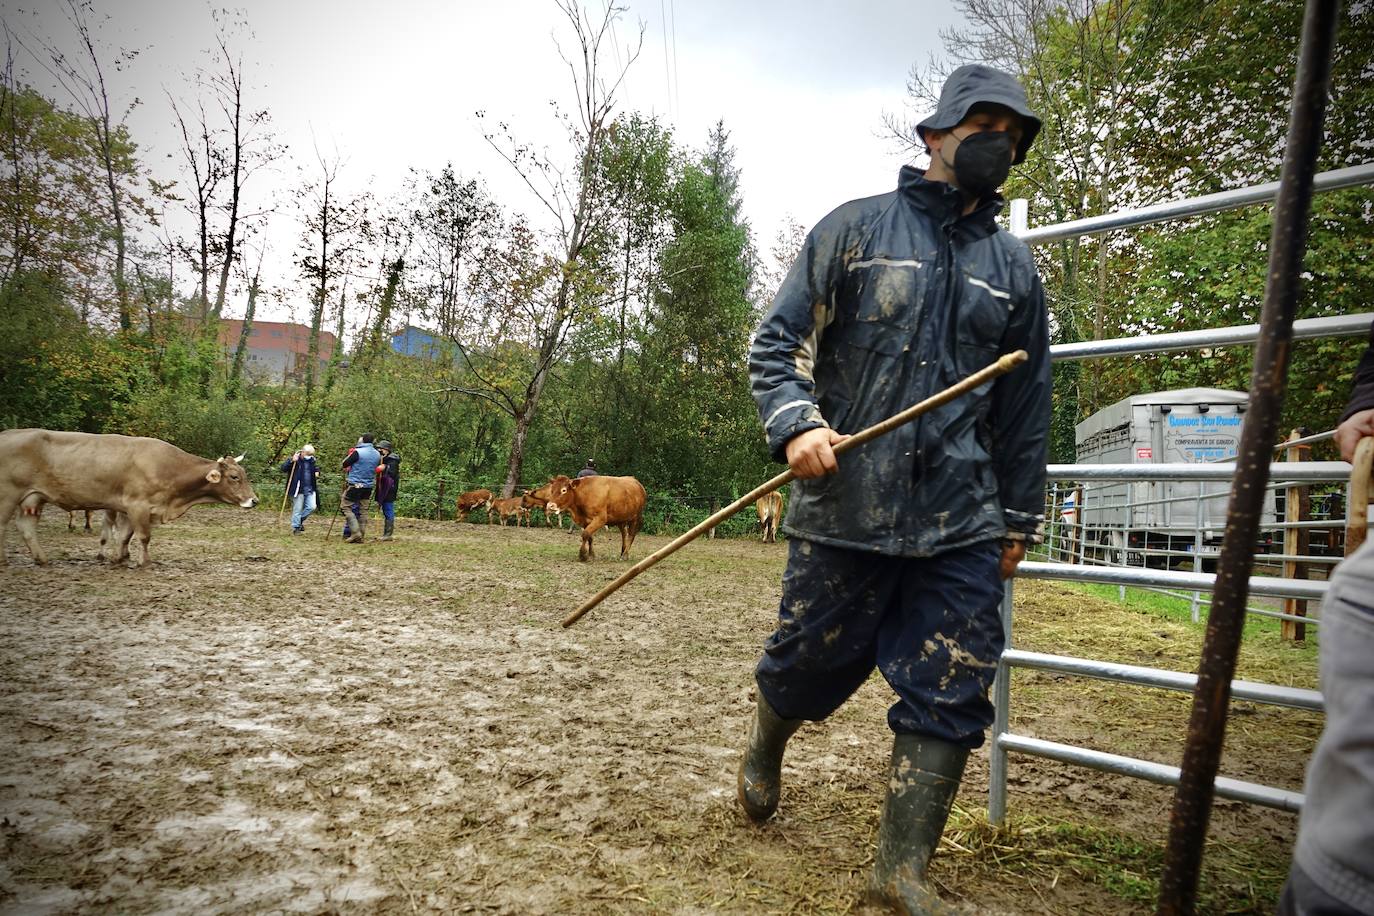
[206,468,222,483]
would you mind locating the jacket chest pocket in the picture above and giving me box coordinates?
[846,259,929,331]
[954,273,1012,347]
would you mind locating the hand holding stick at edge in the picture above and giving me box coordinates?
[561,349,1030,628]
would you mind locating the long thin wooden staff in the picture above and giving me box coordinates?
[1346,436,1372,554]
[278,453,299,527]
[562,349,1029,627]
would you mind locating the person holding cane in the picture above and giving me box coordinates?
[280,444,320,535]
[740,64,1051,912]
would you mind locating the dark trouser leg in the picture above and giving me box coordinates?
[868,541,1005,913]
[742,539,902,820]
[381,501,395,540]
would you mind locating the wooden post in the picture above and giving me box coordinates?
[1281,429,1311,641]
[436,479,446,521]
[707,498,718,539]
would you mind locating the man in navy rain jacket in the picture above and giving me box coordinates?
[739,64,1051,913]
[281,443,320,534]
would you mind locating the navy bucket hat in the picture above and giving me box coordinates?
[917,64,1042,165]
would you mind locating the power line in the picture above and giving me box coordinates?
[659,0,672,118]
[668,0,680,116]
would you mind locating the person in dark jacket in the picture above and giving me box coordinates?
[375,439,401,541]
[576,458,598,478]
[739,64,1051,912]
[281,444,321,534]
[1280,323,1374,916]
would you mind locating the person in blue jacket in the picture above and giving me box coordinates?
[739,64,1052,912]
[339,434,382,544]
[280,443,320,534]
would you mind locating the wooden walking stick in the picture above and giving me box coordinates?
[1346,436,1373,554]
[278,453,299,527]
[562,349,1029,628]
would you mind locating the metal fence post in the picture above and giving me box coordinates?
[988,581,1015,827]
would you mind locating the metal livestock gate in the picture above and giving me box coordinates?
[985,161,1374,825]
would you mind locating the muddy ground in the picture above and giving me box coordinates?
[0,508,1321,914]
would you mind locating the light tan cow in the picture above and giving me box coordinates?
[490,496,528,527]
[545,474,646,561]
[0,428,258,567]
[756,491,785,543]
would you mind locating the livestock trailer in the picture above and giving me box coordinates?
[1071,387,1277,568]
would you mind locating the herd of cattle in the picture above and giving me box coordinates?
[1,428,788,568]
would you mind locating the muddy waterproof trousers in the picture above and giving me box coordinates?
[755,538,1005,747]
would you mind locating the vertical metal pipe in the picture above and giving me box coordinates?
[1158,1,1341,911]
[1192,485,1204,622]
[988,583,1015,826]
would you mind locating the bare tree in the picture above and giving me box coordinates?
[406,164,499,340]
[471,0,644,496]
[296,145,368,397]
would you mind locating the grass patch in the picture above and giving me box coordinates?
[944,807,1289,913]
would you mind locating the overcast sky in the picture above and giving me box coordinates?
[6,0,967,324]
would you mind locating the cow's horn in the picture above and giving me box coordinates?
[233,452,246,463]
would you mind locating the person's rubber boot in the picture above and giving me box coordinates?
[382,517,394,541]
[344,506,364,543]
[736,693,803,822]
[866,734,969,915]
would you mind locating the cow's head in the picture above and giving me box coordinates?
[205,454,259,508]
[520,489,544,509]
[546,475,576,509]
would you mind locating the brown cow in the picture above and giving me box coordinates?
[455,488,493,521]
[520,489,549,526]
[490,496,528,527]
[0,429,259,567]
[545,474,646,561]
[67,509,94,533]
[756,491,784,543]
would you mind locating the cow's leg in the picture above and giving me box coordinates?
[579,518,606,561]
[625,514,643,556]
[126,509,154,567]
[16,495,47,565]
[84,510,93,533]
[0,494,23,566]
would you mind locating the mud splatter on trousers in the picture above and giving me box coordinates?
[755,538,1004,747]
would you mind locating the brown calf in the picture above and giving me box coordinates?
[490,496,528,527]
[455,488,493,521]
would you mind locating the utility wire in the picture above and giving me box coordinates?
[659,0,673,118]
[668,0,680,116]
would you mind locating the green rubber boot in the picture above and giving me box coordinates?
[867,734,969,915]
[736,693,803,822]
